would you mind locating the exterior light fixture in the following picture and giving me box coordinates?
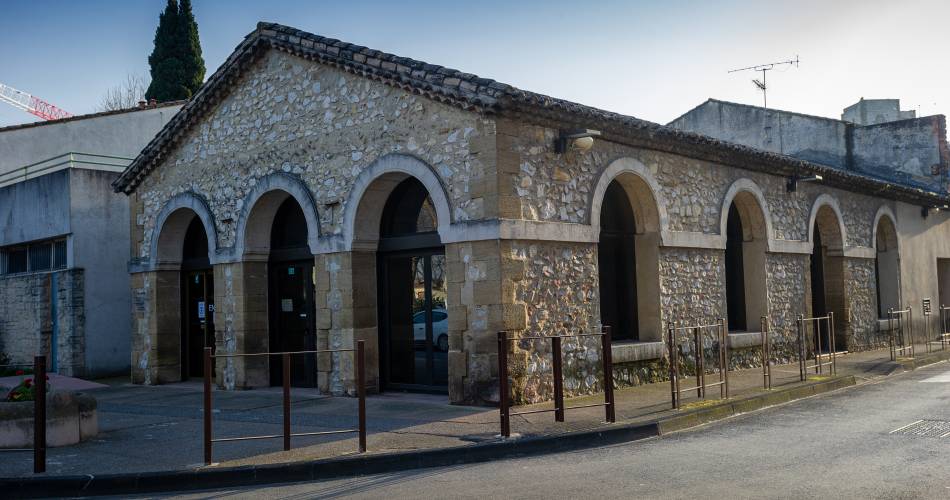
[786,174,823,192]
[922,205,948,218]
[555,129,601,154]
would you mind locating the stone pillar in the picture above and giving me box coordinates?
[213,260,270,389]
[315,251,378,396]
[129,270,181,385]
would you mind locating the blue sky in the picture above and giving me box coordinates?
[1,0,947,127]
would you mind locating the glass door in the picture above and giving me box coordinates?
[381,251,448,391]
[269,261,317,387]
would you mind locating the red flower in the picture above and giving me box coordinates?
[15,370,24,376]
[23,378,32,388]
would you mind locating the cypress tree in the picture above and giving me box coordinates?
[145,0,205,102]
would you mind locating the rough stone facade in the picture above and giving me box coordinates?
[117,23,941,407]
[0,270,85,376]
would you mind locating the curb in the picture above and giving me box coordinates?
[6,353,948,498]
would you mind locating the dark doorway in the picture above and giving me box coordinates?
[598,181,638,341]
[180,217,214,380]
[725,203,747,331]
[267,197,316,387]
[377,178,448,393]
[809,227,831,352]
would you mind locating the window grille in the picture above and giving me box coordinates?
[0,238,67,275]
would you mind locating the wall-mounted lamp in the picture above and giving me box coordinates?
[921,205,949,218]
[555,129,601,154]
[786,174,823,192]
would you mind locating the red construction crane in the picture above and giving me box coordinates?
[0,82,72,121]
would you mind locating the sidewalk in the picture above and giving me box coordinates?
[1,344,948,479]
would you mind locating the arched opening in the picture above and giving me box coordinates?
[810,204,847,352]
[875,215,900,318]
[722,191,769,333]
[598,181,639,341]
[376,177,447,392]
[180,216,214,380]
[725,204,747,331]
[266,196,316,387]
[152,204,215,383]
[594,172,662,343]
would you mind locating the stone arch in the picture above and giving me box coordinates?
[343,154,453,250]
[807,193,848,350]
[718,179,773,248]
[872,206,900,253]
[590,157,664,342]
[807,194,847,251]
[589,157,666,236]
[719,179,771,331]
[233,172,321,258]
[151,192,218,268]
[873,206,901,317]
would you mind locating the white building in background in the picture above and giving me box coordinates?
[0,102,182,377]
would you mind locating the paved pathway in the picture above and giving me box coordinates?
[151,360,950,499]
[0,344,945,477]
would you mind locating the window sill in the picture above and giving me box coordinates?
[727,331,763,349]
[611,341,665,363]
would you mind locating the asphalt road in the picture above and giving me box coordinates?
[139,362,950,499]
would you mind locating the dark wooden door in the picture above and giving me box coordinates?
[182,269,214,379]
[269,261,316,387]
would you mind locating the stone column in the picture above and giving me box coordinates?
[213,260,269,389]
[315,251,378,396]
[129,270,181,385]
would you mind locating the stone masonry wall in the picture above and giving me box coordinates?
[846,258,883,349]
[765,253,809,363]
[0,269,85,376]
[133,49,494,259]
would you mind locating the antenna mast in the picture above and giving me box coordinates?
[728,56,799,109]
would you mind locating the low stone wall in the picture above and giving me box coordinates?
[0,392,97,448]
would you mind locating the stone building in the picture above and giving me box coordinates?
[0,102,182,377]
[114,23,950,405]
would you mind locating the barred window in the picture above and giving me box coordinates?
[1,238,67,275]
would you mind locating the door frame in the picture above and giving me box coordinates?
[267,258,317,387]
[377,245,447,394]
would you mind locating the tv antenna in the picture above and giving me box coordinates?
[728,56,799,109]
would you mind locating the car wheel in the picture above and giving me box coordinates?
[437,334,449,352]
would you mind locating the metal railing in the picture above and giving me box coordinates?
[937,305,950,349]
[202,342,367,465]
[667,319,729,409]
[888,307,914,361]
[0,152,133,188]
[798,312,837,379]
[925,301,948,352]
[497,327,615,438]
[760,314,815,386]
[0,357,47,473]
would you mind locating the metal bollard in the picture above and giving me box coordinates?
[602,326,616,423]
[34,355,46,474]
[203,347,213,465]
[497,331,510,438]
[357,340,367,453]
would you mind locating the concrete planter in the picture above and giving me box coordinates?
[0,391,98,448]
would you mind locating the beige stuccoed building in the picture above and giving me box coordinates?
[114,23,950,405]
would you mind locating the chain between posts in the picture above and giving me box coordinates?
[202,342,367,465]
[497,326,615,438]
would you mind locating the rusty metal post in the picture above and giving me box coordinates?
[552,335,564,423]
[761,316,770,390]
[601,326,615,423]
[668,325,677,409]
[357,340,367,453]
[888,308,895,361]
[814,317,823,375]
[797,315,806,382]
[829,312,837,375]
[668,321,680,408]
[34,355,46,474]
[694,327,703,398]
[203,347,212,465]
[282,352,291,451]
[721,318,729,399]
[497,331,510,438]
[909,306,915,358]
